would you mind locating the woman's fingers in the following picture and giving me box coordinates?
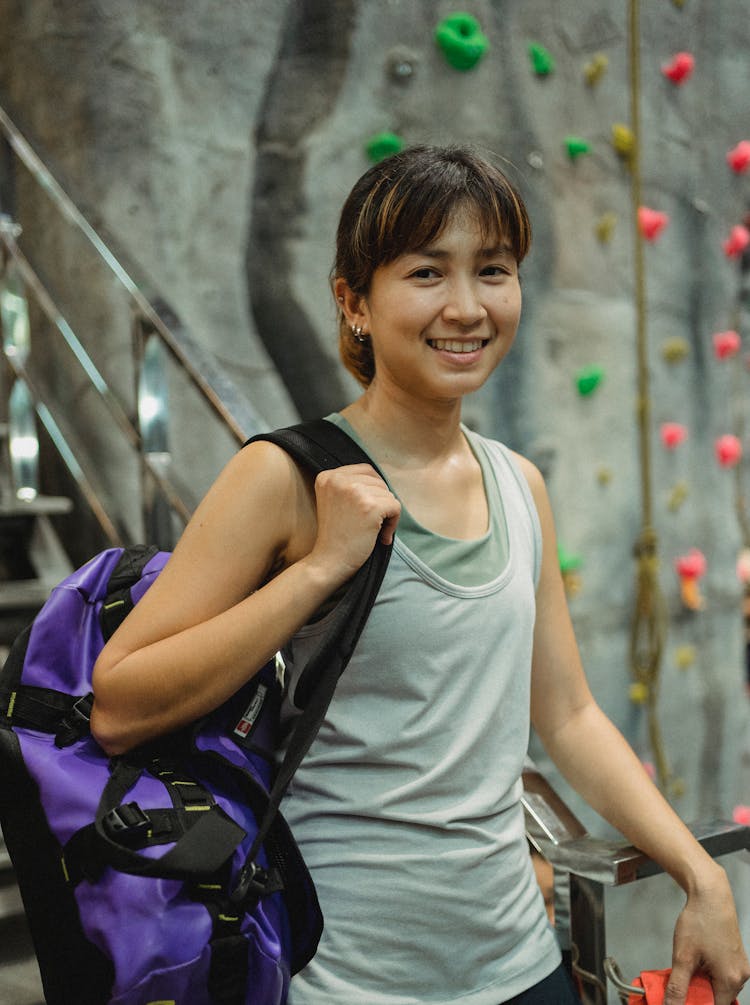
[312,464,401,575]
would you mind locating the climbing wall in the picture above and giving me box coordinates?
[1,0,749,855]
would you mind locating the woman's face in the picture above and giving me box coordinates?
[358,210,522,407]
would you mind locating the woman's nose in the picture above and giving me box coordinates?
[442,279,487,325]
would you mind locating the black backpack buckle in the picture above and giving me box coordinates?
[229,861,270,904]
[102,802,151,846]
[55,692,94,748]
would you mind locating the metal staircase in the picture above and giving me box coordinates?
[0,105,273,1004]
[0,104,748,1004]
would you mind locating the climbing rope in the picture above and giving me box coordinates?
[626,0,672,790]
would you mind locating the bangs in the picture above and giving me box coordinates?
[350,152,531,276]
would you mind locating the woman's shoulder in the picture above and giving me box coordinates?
[465,428,546,500]
[172,438,318,585]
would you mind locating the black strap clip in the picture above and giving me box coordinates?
[102,802,151,846]
[55,692,94,748]
[229,861,270,905]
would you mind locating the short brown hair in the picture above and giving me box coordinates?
[334,145,532,386]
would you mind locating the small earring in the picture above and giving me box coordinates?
[351,324,368,343]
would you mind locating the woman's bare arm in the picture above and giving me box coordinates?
[518,454,749,1005]
[91,441,400,755]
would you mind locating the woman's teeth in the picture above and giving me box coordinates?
[428,339,486,352]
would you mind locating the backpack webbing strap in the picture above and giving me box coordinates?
[65,758,248,883]
[1,683,91,738]
[194,895,251,1005]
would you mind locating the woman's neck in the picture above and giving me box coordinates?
[340,385,467,469]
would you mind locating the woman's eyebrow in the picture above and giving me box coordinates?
[408,246,449,259]
[480,243,514,257]
[409,243,514,258]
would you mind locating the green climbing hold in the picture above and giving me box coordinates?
[365,132,405,163]
[576,365,605,396]
[558,544,583,574]
[528,42,554,76]
[434,13,489,71]
[565,136,591,160]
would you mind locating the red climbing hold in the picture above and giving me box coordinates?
[662,51,695,84]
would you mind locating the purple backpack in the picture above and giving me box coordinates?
[0,421,390,1005]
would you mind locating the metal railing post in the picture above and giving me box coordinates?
[132,313,175,550]
[569,874,608,1005]
[0,132,15,219]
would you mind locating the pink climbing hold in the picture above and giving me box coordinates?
[637,207,670,241]
[660,422,688,449]
[723,225,750,258]
[675,548,707,611]
[727,140,750,173]
[714,434,743,467]
[675,548,707,580]
[712,330,742,359]
[661,51,695,84]
[737,549,750,584]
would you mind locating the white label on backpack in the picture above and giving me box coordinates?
[233,684,268,738]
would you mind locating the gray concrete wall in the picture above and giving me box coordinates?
[1,1,749,993]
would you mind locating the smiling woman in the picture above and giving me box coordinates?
[91,145,749,1005]
[334,145,531,389]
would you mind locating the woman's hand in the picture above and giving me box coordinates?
[307,463,401,584]
[664,865,749,1004]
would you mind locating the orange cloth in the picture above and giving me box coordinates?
[628,968,738,1004]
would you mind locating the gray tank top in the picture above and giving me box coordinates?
[282,423,561,1004]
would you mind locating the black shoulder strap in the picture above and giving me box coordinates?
[237,419,391,876]
[246,417,385,477]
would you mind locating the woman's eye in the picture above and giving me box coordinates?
[411,267,439,279]
[481,265,510,277]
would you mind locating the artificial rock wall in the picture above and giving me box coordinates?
[2,0,750,982]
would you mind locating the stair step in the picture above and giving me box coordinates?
[0,871,22,919]
[1,831,45,1003]
[0,579,53,610]
[0,494,72,517]
[0,912,44,1004]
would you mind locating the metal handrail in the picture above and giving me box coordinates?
[0,104,258,447]
[1,350,123,545]
[0,102,274,545]
[0,222,138,451]
[522,762,750,1005]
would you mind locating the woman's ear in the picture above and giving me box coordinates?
[334,278,367,328]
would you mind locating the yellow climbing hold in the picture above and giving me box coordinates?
[674,645,696,669]
[661,336,690,363]
[595,213,618,243]
[669,777,686,799]
[584,53,609,86]
[629,681,649,705]
[611,123,635,160]
[596,466,613,486]
[667,481,689,513]
[559,545,583,598]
